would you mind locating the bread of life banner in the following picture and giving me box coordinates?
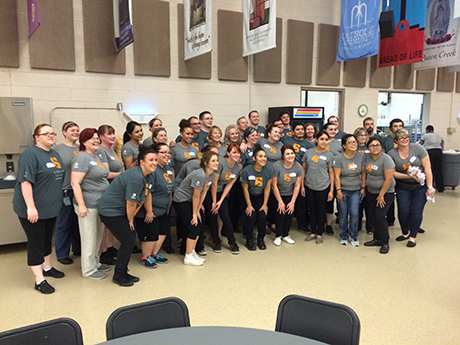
[184,0,212,61]
[379,0,426,68]
[243,0,277,57]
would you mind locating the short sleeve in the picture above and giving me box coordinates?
[125,180,145,201]
[383,155,395,170]
[71,154,90,173]
[240,168,249,184]
[415,144,428,160]
[190,173,206,191]
[121,144,133,158]
[332,155,342,168]
[17,150,37,184]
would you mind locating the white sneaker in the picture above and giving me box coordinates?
[183,254,204,266]
[273,237,282,246]
[340,239,348,246]
[192,250,205,262]
[351,239,359,247]
[282,236,295,245]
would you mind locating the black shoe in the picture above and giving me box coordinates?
[43,267,65,278]
[380,244,390,254]
[132,245,141,254]
[265,226,272,235]
[57,257,73,265]
[387,221,395,226]
[257,239,267,250]
[35,280,55,294]
[113,275,134,287]
[245,239,256,251]
[234,228,242,233]
[106,246,118,258]
[212,242,222,253]
[230,243,240,255]
[100,252,117,265]
[396,235,409,242]
[126,273,140,283]
[325,225,334,235]
[407,241,416,248]
[163,246,175,254]
[72,251,81,256]
[364,239,382,247]
[418,228,425,234]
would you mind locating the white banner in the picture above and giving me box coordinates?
[415,0,460,69]
[455,0,460,18]
[184,0,212,61]
[243,0,277,57]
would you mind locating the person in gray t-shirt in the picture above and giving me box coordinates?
[121,121,144,170]
[257,123,283,168]
[419,125,444,192]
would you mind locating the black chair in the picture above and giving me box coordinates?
[275,294,360,345]
[106,297,190,340]
[0,317,83,345]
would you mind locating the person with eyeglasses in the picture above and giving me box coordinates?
[363,137,395,254]
[53,121,81,266]
[13,124,66,294]
[388,129,435,248]
[333,134,365,247]
[71,128,116,280]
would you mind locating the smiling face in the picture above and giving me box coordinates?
[181,127,194,144]
[228,128,239,144]
[343,136,358,153]
[316,134,329,150]
[140,152,158,175]
[35,125,57,149]
[228,147,241,162]
[283,148,296,163]
[202,113,213,129]
[130,125,144,142]
[210,128,222,143]
[63,125,80,143]
[368,139,382,154]
[100,130,116,146]
[268,127,281,142]
[206,153,220,171]
[396,135,410,148]
[190,118,201,134]
[84,133,100,153]
[328,116,339,126]
[280,113,290,126]
[274,120,284,131]
[237,118,248,132]
[293,125,305,140]
[253,150,267,166]
[156,145,170,166]
[356,132,368,146]
[249,111,259,126]
[305,125,316,140]
[325,124,337,139]
[247,131,259,145]
[154,130,168,144]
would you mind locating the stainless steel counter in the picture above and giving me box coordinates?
[0,186,27,245]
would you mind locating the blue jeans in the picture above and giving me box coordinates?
[337,189,361,241]
[54,190,81,259]
[395,183,427,238]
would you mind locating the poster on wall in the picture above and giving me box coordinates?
[415,0,460,69]
[28,0,40,38]
[113,0,134,52]
[242,0,277,57]
[379,0,426,68]
[184,0,212,61]
[337,0,380,61]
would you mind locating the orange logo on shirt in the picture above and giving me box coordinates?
[325,145,330,151]
[184,152,192,159]
[269,146,277,154]
[114,155,122,162]
[286,131,293,137]
[73,151,78,156]
[255,177,263,187]
[97,161,106,169]
[145,183,150,196]
[50,157,62,169]
[192,143,199,150]
[366,164,373,172]
[347,162,357,171]
[403,162,411,170]
[163,173,172,183]
[225,172,232,180]
[311,155,319,163]
[284,174,291,182]
[293,143,300,153]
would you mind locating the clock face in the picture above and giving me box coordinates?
[358,104,368,117]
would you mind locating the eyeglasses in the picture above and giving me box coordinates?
[37,132,57,137]
[369,144,381,148]
[346,140,357,144]
[90,137,101,142]
[159,151,171,155]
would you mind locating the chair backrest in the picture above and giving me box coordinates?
[275,295,360,345]
[0,317,83,345]
[106,297,190,340]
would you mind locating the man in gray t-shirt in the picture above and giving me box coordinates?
[419,125,444,192]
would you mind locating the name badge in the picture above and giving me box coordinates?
[248,152,253,157]
[410,156,416,163]
[372,165,379,171]
[264,144,271,149]
[349,163,358,169]
[189,152,196,157]
[319,156,327,161]
[46,162,55,168]
[248,175,256,180]
[167,170,173,175]
[110,156,115,160]
[89,161,97,166]
[289,172,297,177]
[300,148,307,152]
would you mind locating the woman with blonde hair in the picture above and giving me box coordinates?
[224,124,241,146]
[207,125,227,157]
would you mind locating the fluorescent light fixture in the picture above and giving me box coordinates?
[121,111,158,124]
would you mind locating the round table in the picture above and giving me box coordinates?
[98,326,325,344]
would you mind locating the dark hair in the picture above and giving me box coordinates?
[33,123,53,144]
[304,122,318,137]
[390,118,403,129]
[98,124,115,136]
[152,142,168,152]
[248,110,259,118]
[266,123,278,134]
[341,134,357,150]
[279,111,290,120]
[243,126,257,139]
[137,144,158,164]
[200,151,218,169]
[152,127,167,142]
[148,117,162,128]
[199,111,211,120]
[292,123,305,138]
[328,115,339,123]
[426,125,434,132]
[367,137,382,148]
[323,122,337,131]
[123,121,142,144]
[79,128,99,151]
[179,119,192,133]
[236,116,247,125]
[363,116,374,125]
[62,121,79,132]
[281,144,295,158]
[225,143,241,158]
[252,144,265,159]
[315,131,330,146]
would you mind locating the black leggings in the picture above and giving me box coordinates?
[173,201,203,240]
[305,185,330,236]
[275,194,294,237]
[243,194,267,241]
[19,217,56,266]
[365,191,394,245]
[208,191,237,245]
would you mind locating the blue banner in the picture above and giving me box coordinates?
[337,0,380,61]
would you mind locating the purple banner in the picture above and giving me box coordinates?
[115,0,134,52]
[28,0,40,38]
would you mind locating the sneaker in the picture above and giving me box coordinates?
[192,251,205,262]
[230,243,240,255]
[88,271,106,280]
[140,256,157,269]
[132,245,142,254]
[305,234,316,241]
[212,242,222,253]
[273,237,282,246]
[257,239,267,250]
[184,254,204,266]
[176,238,183,248]
[282,236,295,245]
[351,239,359,247]
[126,273,140,283]
[325,225,334,235]
[35,280,55,294]
[43,267,65,279]
[98,263,112,272]
[340,239,348,246]
[245,239,257,251]
[57,257,73,265]
[113,274,134,287]
[316,237,323,244]
[100,252,117,265]
[154,253,169,264]
[197,249,207,256]
[106,246,118,258]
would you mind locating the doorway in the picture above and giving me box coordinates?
[301,89,344,127]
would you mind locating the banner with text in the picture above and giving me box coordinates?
[113,0,134,52]
[379,0,426,68]
[455,0,460,18]
[337,0,379,61]
[184,0,212,61]
[28,0,40,38]
[243,0,277,57]
[415,0,460,69]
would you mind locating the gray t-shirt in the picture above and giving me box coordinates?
[173,168,215,203]
[302,149,334,191]
[143,137,154,147]
[204,143,227,158]
[151,163,174,216]
[358,146,370,154]
[98,165,152,217]
[256,126,266,138]
[241,146,255,167]
[170,144,198,176]
[121,141,140,161]
[388,143,428,179]
[257,138,283,168]
[240,164,273,196]
[71,152,110,208]
[421,132,442,150]
[216,159,243,192]
[53,143,79,190]
[364,153,395,194]
[280,136,314,163]
[97,146,124,174]
[272,160,303,196]
[13,145,65,219]
[382,135,397,154]
[333,152,365,191]
[174,159,201,191]
[327,139,342,156]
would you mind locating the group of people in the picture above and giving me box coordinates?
[13,110,437,294]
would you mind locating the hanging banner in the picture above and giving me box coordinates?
[337,0,380,61]
[455,0,460,18]
[415,0,460,69]
[113,0,134,52]
[243,0,277,57]
[28,0,40,38]
[184,0,212,61]
[379,0,426,68]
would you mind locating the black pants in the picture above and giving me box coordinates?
[228,179,244,231]
[306,185,329,236]
[358,196,373,232]
[19,217,56,266]
[365,191,394,245]
[295,193,310,229]
[243,194,267,241]
[268,193,277,225]
[173,201,204,253]
[386,197,395,224]
[275,194,294,237]
[208,191,236,245]
[99,214,135,277]
[428,148,444,192]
